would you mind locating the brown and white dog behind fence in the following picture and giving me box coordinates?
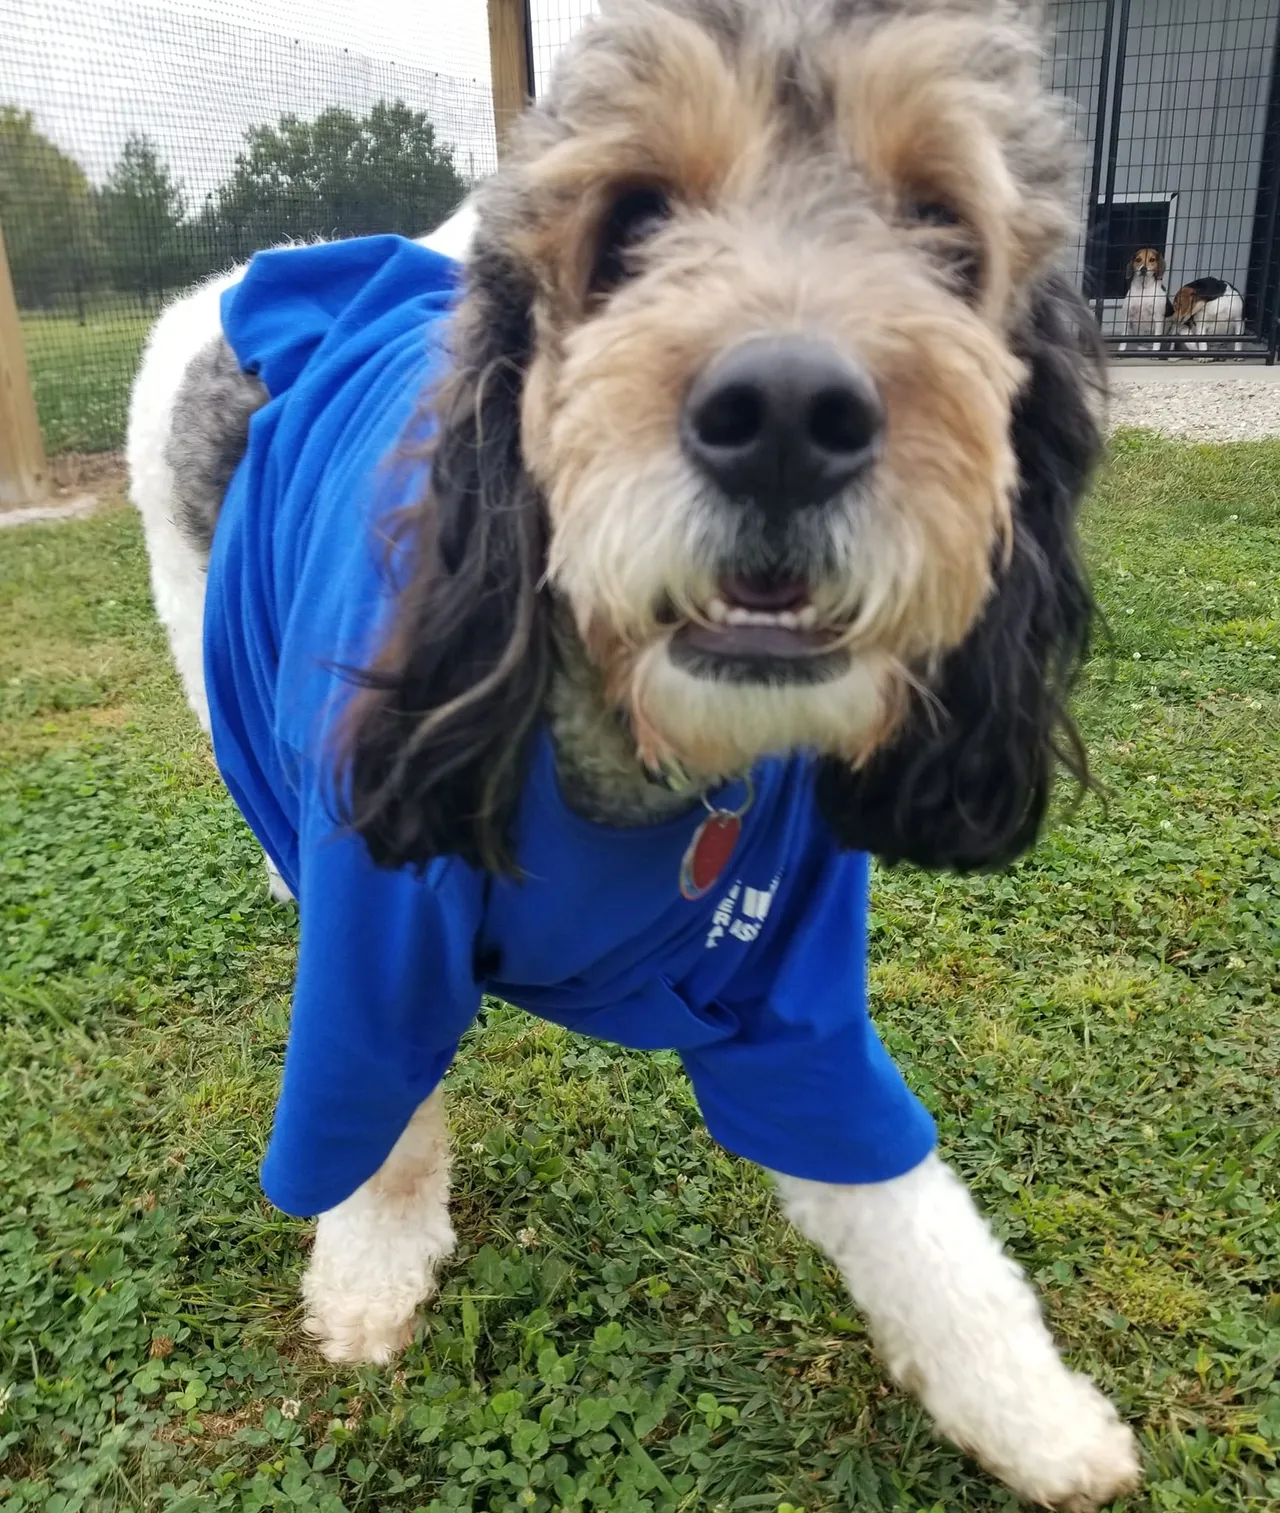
[126,0,1144,1507]
[1119,245,1169,352]
[1168,276,1245,353]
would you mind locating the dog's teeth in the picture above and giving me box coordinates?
[712,598,818,631]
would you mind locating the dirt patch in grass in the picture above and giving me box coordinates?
[50,450,128,498]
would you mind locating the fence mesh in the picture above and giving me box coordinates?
[5,0,1280,464]
[1,0,496,455]
[1047,0,1280,354]
[530,0,596,95]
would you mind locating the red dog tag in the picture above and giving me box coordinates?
[679,810,742,900]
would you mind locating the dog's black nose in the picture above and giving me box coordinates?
[681,336,883,510]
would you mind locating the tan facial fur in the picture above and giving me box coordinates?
[487,0,1079,778]
[1128,247,1165,280]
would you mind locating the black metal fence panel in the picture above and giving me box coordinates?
[1050,0,1280,361]
[533,0,1280,362]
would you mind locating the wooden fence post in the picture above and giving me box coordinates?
[489,0,534,157]
[0,220,48,509]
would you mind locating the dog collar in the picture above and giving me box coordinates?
[679,775,754,900]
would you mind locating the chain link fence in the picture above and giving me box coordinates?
[1,0,496,456]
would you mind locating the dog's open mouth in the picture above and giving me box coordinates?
[668,577,850,683]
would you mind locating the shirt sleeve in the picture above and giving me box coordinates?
[260,784,485,1217]
[680,849,936,1185]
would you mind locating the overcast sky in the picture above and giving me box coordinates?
[138,0,493,76]
[0,0,598,195]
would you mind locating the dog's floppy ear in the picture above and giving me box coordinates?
[817,274,1100,871]
[338,238,551,876]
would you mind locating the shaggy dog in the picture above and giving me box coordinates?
[1118,245,1168,352]
[127,0,1141,1506]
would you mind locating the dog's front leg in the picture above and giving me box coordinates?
[264,854,294,904]
[776,1156,1140,1510]
[301,1088,455,1363]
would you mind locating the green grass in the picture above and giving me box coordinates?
[1,433,1279,1513]
[20,306,153,455]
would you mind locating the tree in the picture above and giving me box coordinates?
[214,99,468,258]
[97,133,187,304]
[184,194,239,284]
[0,106,101,310]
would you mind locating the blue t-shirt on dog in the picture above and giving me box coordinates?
[205,234,936,1217]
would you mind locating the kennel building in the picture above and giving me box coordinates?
[530,0,1280,361]
[1045,0,1280,360]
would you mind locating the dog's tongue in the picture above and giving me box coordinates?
[720,576,810,612]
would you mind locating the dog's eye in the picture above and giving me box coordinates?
[590,186,672,295]
[902,197,982,294]
[906,198,962,229]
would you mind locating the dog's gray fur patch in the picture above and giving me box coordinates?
[549,608,702,828]
[165,337,267,554]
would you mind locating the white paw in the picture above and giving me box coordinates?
[264,856,294,904]
[774,1164,1141,1511]
[301,1204,455,1365]
[952,1368,1140,1511]
[302,1283,422,1365]
[300,1135,456,1368]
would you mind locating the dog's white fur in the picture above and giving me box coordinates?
[127,263,242,735]
[302,1087,456,1363]
[1118,250,1167,353]
[779,1164,1138,1510]
[127,198,1139,1507]
[1170,283,1245,354]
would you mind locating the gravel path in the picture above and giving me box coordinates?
[1108,375,1280,441]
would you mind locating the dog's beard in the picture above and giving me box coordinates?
[546,472,944,777]
[544,440,1011,779]
[624,638,901,776]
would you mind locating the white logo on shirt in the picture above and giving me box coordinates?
[705,874,781,948]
